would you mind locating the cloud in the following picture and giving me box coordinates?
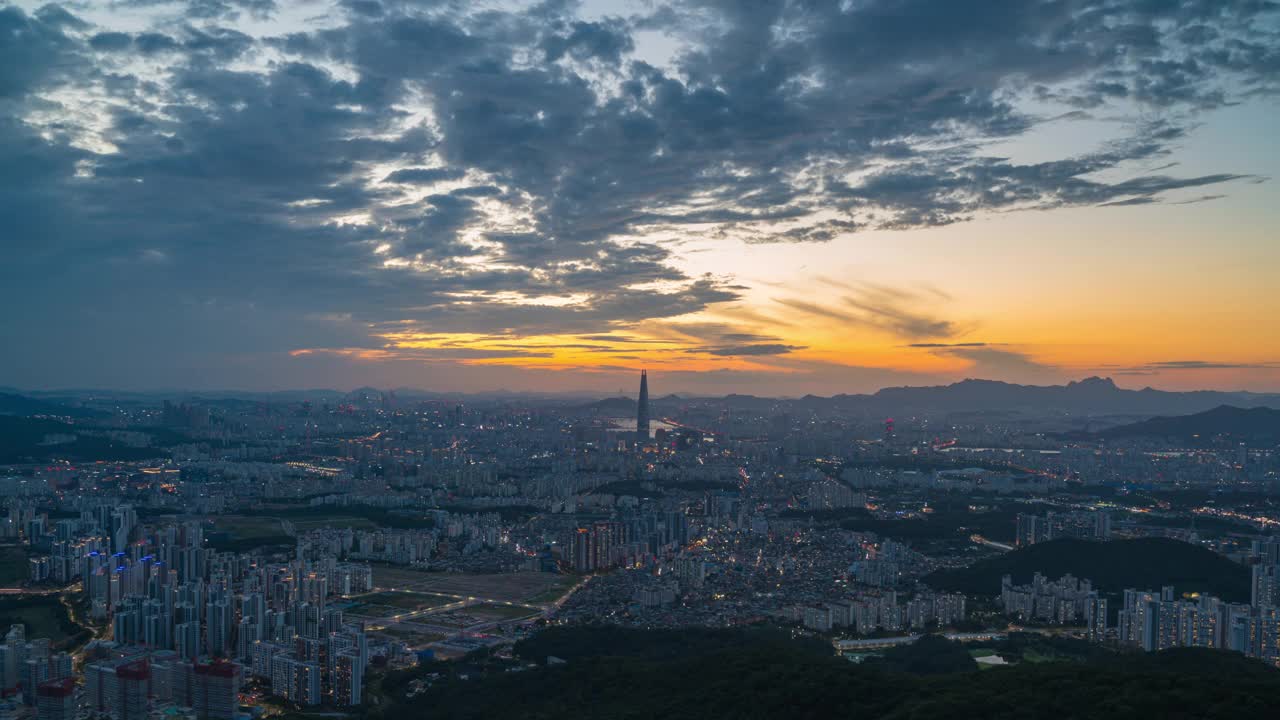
[776,283,962,340]
[843,296,954,339]
[293,346,556,361]
[931,346,1062,384]
[0,5,85,99]
[906,342,990,348]
[113,1,279,22]
[696,344,805,357]
[1101,360,1280,372]
[1171,195,1227,205]
[1,0,1277,389]
[382,167,466,184]
[542,20,634,65]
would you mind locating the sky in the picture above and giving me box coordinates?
[2,0,1278,396]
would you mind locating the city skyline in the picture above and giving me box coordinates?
[3,0,1278,395]
[4,2,1280,712]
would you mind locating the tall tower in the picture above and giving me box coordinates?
[636,370,650,442]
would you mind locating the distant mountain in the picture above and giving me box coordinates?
[577,396,637,415]
[668,377,1280,417]
[1094,405,1280,444]
[858,377,1280,416]
[0,392,102,418]
[11,378,1280,418]
[923,538,1250,602]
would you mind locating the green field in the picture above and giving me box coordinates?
[1021,649,1062,664]
[205,516,294,553]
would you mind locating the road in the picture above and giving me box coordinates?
[969,534,1015,552]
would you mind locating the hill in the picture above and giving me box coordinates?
[922,538,1250,601]
[863,377,1280,416]
[0,392,102,418]
[0,416,167,464]
[372,626,1280,720]
[1095,405,1280,445]
[16,379,1280,419]
[576,396,636,415]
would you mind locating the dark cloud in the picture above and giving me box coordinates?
[1171,194,1227,205]
[777,284,962,340]
[907,343,990,348]
[113,0,278,21]
[843,296,954,339]
[135,32,181,54]
[1104,360,1280,372]
[90,32,134,52]
[382,167,466,184]
[0,5,84,99]
[398,191,486,256]
[774,299,859,325]
[697,344,805,357]
[576,335,671,344]
[929,346,1061,384]
[543,20,634,65]
[33,4,90,31]
[338,0,383,17]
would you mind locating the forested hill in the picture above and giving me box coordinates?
[1096,405,1280,444]
[0,416,167,464]
[922,537,1250,601]
[369,626,1280,720]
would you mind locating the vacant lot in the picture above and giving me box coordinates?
[526,576,579,604]
[425,602,539,629]
[344,591,455,618]
[204,516,294,553]
[374,626,445,647]
[373,568,576,604]
[362,590,455,609]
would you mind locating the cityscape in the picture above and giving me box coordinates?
[0,371,1278,718]
[3,0,1279,718]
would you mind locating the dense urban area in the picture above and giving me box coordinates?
[1,374,1280,719]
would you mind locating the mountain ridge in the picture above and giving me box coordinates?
[7,378,1279,417]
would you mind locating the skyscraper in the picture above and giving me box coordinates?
[636,369,650,443]
[36,678,75,720]
[193,661,242,720]
[116,658,151,720]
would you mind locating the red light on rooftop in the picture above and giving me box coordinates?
[116,659,150,681]
[195,661,239,678]
[37,678,76,697]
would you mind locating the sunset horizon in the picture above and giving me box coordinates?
[3,0,1277,396]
